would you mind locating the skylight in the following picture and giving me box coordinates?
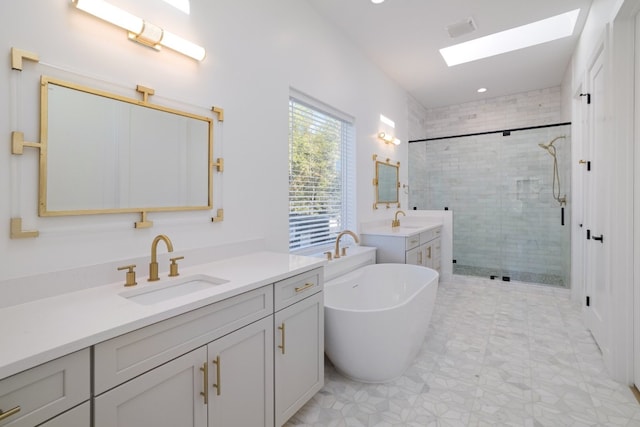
[440,9,580,67]
[162,0,190,14]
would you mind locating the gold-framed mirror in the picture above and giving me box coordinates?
[373,154,400,209]
[39,76,213,217]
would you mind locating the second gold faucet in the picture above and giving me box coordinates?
[149,234,174,281]
[392,210,406,227]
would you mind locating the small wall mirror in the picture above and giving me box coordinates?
[373,154,400,209]
[40,76,213,217]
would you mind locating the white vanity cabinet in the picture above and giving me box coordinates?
[93,285,274,427]
[362,226,442,272]
[273,269,324,427]
[0,349,90,427]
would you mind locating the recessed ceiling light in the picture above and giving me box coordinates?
[440,9,580,66]
[477,87,487,93]
[371,0,385,4]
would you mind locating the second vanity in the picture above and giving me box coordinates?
[360,222,443,272]
[0,251,325,427]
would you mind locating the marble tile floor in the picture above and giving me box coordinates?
[286,275,640,427]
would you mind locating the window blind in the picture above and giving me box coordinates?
[288,94,355,252]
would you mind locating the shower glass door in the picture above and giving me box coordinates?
[409,125,571,287]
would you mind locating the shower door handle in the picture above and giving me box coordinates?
[592,234,604,243]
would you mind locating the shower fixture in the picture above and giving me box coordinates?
[538,135,566,206]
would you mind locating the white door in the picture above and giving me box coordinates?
[583,40,610,358]
[207,316,274,427]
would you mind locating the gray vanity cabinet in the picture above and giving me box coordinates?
[273,269,324,426]
[94,316,274,427]
[93,285,274,427]
[0,349,90,427]
[361,226,442,272]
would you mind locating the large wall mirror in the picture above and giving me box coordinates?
[40,76,213,217]
[373,154,400,209]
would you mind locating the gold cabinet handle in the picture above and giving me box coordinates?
[200,362,208,404]
[0,406,21,421]
[212,356,221,396]
[427,246,432,259]
[278,323,286,354]
[418,251,423,265]
[294,282,314,293]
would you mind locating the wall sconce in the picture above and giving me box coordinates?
[72,0,206,61]
[378,132,401,146]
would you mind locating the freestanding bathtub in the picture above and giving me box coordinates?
[324,263,439,383]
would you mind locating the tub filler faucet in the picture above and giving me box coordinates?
[334,230,359,259]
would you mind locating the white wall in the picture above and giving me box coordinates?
[0,1,408,284]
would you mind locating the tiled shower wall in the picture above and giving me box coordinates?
[408,87,571,286]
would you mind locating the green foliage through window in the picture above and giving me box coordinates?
[289,96,353,251]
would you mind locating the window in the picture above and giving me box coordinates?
[288,91,355,252]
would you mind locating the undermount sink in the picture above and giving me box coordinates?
[120,274,229,305]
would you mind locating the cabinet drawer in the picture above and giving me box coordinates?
[94,285,273,395]
[419,226,442,245]
[274,268,323,312]
[405,235,420,251]
[39,401,90,427]
[0,349,89,427]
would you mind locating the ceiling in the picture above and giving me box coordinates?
[306,0,592,109]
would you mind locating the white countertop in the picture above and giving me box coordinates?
[360,222,442,237]
[0,251,325,380]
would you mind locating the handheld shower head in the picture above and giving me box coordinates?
[538,135,565,155]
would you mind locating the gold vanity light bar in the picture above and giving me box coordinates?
[72,0,206,61]
[378,132,401,146]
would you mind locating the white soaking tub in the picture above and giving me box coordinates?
[324,263,438,383]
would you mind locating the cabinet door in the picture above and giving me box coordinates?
[94,347,207,427]
[38,402,89,427]
[407,244,432,267]
[274,292,323,427]
[405,245,422,265]
[207,316,274,427]
[424,242,434,268]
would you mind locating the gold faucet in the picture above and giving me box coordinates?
[334,230,359,259]
[392,210,406,227]
[148,234,174,281]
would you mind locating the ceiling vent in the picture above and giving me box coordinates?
[446,17,477,38]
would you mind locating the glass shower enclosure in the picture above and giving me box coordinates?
[408,125,571,287]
